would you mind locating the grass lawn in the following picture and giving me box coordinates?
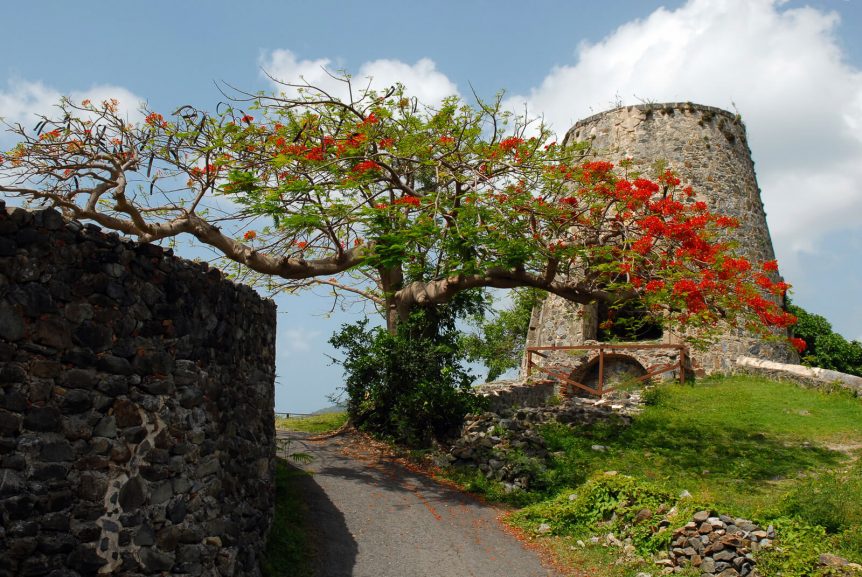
[446,375,862,576]
[275,412,348,434]
[542,375,862,516]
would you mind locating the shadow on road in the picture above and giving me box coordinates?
[279,430,559,577]
[279,451,359,576]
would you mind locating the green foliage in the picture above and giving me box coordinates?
[463,288,545,381]
[262,459,313,577]
[755,517,827,577]
[781,468,862,533]
[445,467,545,508]
[514,473,684,555]
[329,298,487,447]
[789,302,862,377]
[776,461,862,566]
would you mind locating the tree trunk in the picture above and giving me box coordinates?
[378,265,405,334]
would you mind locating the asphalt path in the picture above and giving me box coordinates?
[278,431,563,577]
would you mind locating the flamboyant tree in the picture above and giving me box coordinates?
[0,77,796,340]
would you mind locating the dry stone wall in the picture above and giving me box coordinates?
[0,202,276,577]
[526,103,797,384]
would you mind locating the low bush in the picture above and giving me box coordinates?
[329,304,486,447]
[514,472,689,556]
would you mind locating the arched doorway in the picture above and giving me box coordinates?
[566,354,648,396]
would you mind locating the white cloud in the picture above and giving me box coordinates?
[260,49,459,105]
[0,79,144,141]
[277,326,322,358]
[504,0,862,256]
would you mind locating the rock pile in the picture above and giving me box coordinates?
[446,392,643,489]
[662,510,773,576]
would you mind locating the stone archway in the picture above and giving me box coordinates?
[566,354,648,396]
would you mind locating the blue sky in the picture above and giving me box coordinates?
[4,0,862,412]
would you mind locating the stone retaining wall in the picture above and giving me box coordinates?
[0,203,276,576]
[472,379,556,412]
[735,356,862,396]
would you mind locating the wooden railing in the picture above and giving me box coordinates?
[525,343,688,397]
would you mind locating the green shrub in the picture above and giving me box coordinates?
[755,517,827,577]
[515,472,681,555]
[329,304,486,447]
[789,302,862,377]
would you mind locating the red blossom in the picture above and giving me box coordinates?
[715,216,739,228]
[499,137,524,151]
[39,129,62,141]
[352,160,381,174]
[145,112,167,128]
[658,170,681,186]
[583,161,614,173]
[393,196,421,207]
[378,138,395,149]
[789,337,807,353]
[762,260,779,272]
[243,230,256,241]
[304,147,325,161]
[645,280,665,293]
[633,178,660,194]
[241,115,254,124]
[346,133,367,147]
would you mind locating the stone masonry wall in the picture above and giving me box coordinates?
[0,202,277,577]
[526,103,797,382]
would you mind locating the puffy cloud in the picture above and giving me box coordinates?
[505,0,862,256]
[0,79,144,142]
[260,49,459,104]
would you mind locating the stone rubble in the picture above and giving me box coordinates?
[666,510,773,576]
[446,391,643,489]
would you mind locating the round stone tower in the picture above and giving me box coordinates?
[525,102,797,380]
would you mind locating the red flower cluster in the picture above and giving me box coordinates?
[243,230,256,241]
[393,196,421,207]
[241,115,254,124]
[39,129,62,141]
[789,337,807,353]
[658,169,681,186]
[499,137,524,151]
[189,164,219,178]
[145,112,168,128]
[352,160,381,174]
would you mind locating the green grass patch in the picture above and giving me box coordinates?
[444,375,862,575]
[539,375,862,516]
[275,412,348,433]
[261,458,313,577]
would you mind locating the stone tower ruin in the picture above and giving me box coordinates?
[524,102,797,383]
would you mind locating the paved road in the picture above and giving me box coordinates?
[279,431,562,577]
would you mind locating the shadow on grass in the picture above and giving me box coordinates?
[263,458,358,577]
[544,414,845,489]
